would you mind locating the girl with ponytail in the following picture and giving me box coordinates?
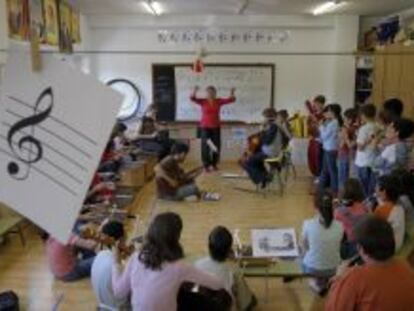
[301,190,344,295]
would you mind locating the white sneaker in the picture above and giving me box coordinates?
[308,278,322,294]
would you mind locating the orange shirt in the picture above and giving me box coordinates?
[374,202,394,220]
[326,259,414,311]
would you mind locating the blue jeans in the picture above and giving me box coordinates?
[162,183,201,201]
[61,256,95,282]
[243,151,268,186]
[356,166,375,197]
[175,183,200,200]
[302,263,336,278]
[319,150,338,194]
[338,157,350,192]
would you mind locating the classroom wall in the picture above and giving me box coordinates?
[85,14,359,163]
[88,14,359,115]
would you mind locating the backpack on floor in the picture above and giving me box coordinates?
[0,291,19,311]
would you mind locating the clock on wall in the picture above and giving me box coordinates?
[106,79,142,121]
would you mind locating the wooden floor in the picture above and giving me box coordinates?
[0,163,325,311]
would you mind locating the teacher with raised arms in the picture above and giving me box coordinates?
[190,86,236,172]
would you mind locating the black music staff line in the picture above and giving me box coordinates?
[2,117,92,159]
[0,125,87,171]
[0,146,78,196]
[7,95,98,146]
[0,134,83,185]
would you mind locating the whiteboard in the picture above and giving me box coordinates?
[175,65,274,122]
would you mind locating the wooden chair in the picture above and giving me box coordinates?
[263,147,296,196]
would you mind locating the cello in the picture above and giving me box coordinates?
[238,131,262,167]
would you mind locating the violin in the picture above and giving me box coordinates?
[79,226,136,259]
[305,100,325,138]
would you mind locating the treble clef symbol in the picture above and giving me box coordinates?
[7,87,54,180]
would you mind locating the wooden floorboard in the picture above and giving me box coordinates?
[0,163,325,310]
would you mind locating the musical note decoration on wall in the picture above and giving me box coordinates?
[6,87,53,180]
[157,29,290,45]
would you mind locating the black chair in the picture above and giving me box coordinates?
[177,282,232,311]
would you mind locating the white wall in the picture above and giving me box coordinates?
[87,14,359,115]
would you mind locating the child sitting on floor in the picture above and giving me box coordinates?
[334,178,368,259]
[374,175,405,251]
[155,143,219,201]
[45,231,97,282]
[91,221,130,310]
[391,169,414,230]
[195,226,257,311]
[301,190,343,295]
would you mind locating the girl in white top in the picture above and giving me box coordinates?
[301,190,344,294]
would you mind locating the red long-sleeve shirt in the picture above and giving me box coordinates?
[190,96,236,128]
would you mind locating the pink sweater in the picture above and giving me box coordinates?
[46,235,96,278]
[112,253,224,311]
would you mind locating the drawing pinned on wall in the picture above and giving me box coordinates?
[58,0,73,53]
[43,0,59,45]
[29,0,44,39]
[71,9,81,43]
[0,45,123,242]
[251,228,299,258]
[6,0,30,41]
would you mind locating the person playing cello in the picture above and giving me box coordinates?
[241,107,290,188]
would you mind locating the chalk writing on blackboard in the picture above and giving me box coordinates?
[175,66,273,122]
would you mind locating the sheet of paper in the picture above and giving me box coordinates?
[0,46,123,242]
[221,173,247,179]
[251,228,299,258]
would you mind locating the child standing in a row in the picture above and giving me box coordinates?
[354,104,378,197]
[319,104,342,196]
[337,108,358,194]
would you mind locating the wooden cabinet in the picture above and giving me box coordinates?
[372,44,414,119]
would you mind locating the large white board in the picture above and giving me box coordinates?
[0,46,123,242]
[175,65,274,122]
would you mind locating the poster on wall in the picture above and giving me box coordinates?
[71,9,81,43]
[43,0,59,45]
[29,0,44,39]
[0,46,123,242]
[58,0,73,53]
[29,0,44,71]
[6,0,30,41]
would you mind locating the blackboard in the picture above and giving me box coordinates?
[152,65,176,121]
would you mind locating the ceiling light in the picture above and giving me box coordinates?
[312,1,346,15]
[142,0,163,16]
